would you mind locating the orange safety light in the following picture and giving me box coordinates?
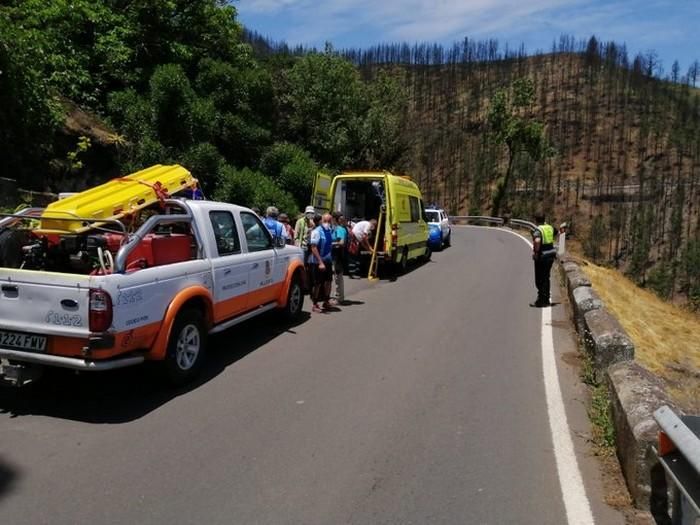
[658,430,677,456]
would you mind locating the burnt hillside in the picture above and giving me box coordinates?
[348,39,700,304]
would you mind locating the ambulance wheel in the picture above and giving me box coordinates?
[399,247,409,274]
[164,308,207,386]
[444,232,451,248]
[282,274,304,321]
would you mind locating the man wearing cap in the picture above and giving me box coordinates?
[295,205,315,249]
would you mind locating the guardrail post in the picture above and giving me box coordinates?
[653,405,700,525]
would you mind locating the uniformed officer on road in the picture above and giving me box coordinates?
[531,212,557,307]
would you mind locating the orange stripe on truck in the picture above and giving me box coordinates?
[47,320,161,359]
[147,286,214,361]
[212,295,248,324]
[278,260,305,308]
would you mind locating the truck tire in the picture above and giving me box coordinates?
[444,231,451,248]
[164,308,207,386]
[281,274,304,321]
[399,247,409,274]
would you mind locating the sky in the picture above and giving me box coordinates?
[236,0,699,75]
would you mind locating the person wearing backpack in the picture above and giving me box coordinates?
[263,206,288,244]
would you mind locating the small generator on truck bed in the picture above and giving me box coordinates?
[0,166,307,387]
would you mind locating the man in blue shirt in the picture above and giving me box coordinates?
[308,213,334,313]
[263,206,288,244]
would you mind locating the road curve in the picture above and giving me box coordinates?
[0,227,622,524]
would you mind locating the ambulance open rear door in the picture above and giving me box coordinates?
[311,172,333,214]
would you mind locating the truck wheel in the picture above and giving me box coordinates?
[399,247,409,274]
[282,274,304,321]
[444,232,451,248]
[164,308,207,386]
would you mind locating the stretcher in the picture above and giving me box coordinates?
[39,165,196,233]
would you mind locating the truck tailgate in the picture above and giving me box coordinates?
[0,269,90,339]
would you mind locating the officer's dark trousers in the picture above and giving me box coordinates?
[534,257,554,303]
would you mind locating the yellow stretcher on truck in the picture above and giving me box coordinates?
[39,165,197,233]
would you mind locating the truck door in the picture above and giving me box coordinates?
[311,172,333,214]
[239,211,281,305]
[208,210,249,322]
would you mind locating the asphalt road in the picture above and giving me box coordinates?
[0,227,623,524]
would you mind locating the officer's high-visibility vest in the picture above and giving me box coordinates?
[538,224,555,246]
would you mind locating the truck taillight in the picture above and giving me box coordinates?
[89,289,113,332]
[391,224,399,247]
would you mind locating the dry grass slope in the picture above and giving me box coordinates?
[582,263,700,411]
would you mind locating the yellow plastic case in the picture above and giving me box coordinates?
[40,165,195,233]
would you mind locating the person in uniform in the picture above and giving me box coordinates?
[531,212,557,307]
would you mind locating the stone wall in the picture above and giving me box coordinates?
[559,259,676,513]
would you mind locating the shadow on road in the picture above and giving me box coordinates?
[0,457,19,502]
[0,312,310,424]
[359,254,434,283]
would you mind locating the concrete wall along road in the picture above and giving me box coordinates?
[559,258,679,515]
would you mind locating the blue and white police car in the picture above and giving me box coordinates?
[425,207,451,250]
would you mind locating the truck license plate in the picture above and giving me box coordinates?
[0,331,47,352]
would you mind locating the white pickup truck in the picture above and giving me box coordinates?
[0,199,307,385]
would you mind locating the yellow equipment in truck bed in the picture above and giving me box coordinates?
[40,165,196,233]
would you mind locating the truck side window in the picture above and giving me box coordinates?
[209,211,241,256]
[240,212,273,252]
[409,196,421,222]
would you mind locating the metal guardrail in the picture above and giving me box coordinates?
[449,216,537,231]
[508,218,537,232]
[449,216,504,226]
[654,405,700,525]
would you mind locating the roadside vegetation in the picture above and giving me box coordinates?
[582,262,700,411]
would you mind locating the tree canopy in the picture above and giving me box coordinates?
[0,1,408,215]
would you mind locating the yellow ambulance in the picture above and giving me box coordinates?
[312,171,430,272]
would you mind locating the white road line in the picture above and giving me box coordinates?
[458,225,595,524]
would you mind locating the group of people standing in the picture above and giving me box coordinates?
[295,207,375,313]
[259,204,378,313]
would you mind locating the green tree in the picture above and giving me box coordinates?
[628,203,654,283]
[150,64,199,149]
[681,240,700,309]
[214,166,298,216]
[259,142,317,206]
[278,47,367,168]
[0,13,61,183]
[195,57,273,166]
[647,262,674,299]
[583,215,608,263]
[181,143,225,194]
[360,71,408,168]
[487,78,554,217]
